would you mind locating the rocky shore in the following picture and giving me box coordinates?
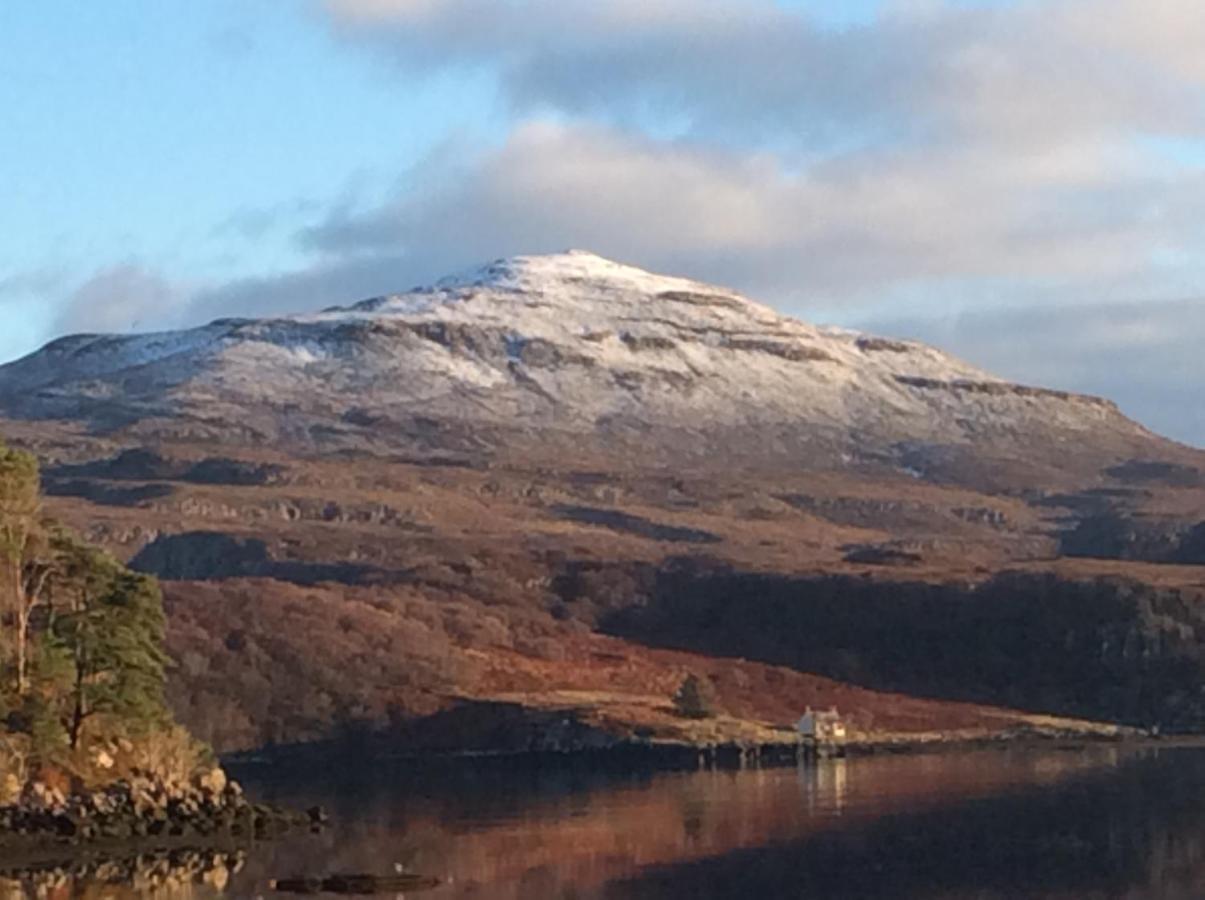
[0,767,322,853]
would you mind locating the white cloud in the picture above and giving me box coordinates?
[322,0,1205,147]
[295,120,1197,303]
[307,0,1205,306]
[862,296,1205,446]
[55,266,185,336]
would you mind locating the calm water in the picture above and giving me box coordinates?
[9,745,1205,898]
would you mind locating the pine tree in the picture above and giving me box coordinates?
[0,442,182,769]
[48,556,170,749]
[672,674,716,719]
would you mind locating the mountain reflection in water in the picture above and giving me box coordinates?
[9,746,1205,898]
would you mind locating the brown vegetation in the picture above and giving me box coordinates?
[2,417,1204,754]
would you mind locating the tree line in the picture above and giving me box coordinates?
[0,441,170,759]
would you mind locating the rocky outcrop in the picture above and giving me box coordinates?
[184,458,286,486]
[1106,459,1202,487]
[130,532,272,580]
[841,544,923,566]
[721,338,835,363]
[777,493,1010,532]
[894,375,1118,410]
[856,337,913,354]
[0,769,319,849]
[48,449,176,481]
[42,479,175,507]
[129,532,386,586]
[48,450,285,487]
[1061,514,1205,564]
[551,505,721,544]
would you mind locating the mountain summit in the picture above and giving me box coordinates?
[4,253,1205,755]
[0,251,1170,483]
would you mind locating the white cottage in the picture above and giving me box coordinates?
[797,707,847,742]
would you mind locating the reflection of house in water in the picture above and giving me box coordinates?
[795,751,853,814]
[797,707,847,745]
[798,756,849,815]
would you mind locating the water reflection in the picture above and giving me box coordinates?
[0,849,241,899]
[8,746,1205,898]
[227,745,1140,898]
[606,747,1205,900]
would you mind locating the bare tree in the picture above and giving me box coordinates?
[0,446,44,696]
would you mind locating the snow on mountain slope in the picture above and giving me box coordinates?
[0,251,1154,472]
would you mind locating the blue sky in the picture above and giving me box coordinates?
[1,1,502,337]
[2,0,1205,444]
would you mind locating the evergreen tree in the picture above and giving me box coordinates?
[48,553,170,749]
[0,439,182,769]
[672,674,717,719]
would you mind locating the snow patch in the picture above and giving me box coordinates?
[0,251,1132,448]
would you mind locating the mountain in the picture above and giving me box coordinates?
[0,251,1176,487]
[2,251,1205,753]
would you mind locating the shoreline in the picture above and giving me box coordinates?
[223,725,1171,778]
[0,771,320,870]
[2,728,1192,870]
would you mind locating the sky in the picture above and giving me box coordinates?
[2,0,1204,445]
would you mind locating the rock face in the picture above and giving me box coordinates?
[0,251,1172,482]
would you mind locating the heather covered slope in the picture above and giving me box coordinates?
[7,432,1202,752]
[1,253,1204,753]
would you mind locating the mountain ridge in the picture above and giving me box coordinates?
[0,251,1165,487]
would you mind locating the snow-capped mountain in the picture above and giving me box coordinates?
[0,251,1167,478]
